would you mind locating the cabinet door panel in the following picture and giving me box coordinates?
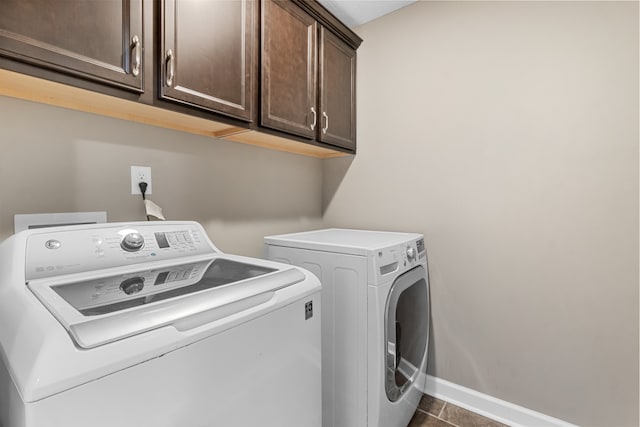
[0,0,143,91]
[261,0,316,139]
[319,28,356,150]
[161,0,254,121]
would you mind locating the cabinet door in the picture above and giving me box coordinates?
[319,28,356,150]
[0,0,143,92]
[261,0,317,139]
[161,0,254,121]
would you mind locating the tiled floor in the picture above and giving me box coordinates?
[409,394,509,427]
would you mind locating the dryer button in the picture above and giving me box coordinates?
[406,247,416,261]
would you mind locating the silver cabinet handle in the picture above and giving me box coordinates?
[322,112,329,134]
[131,35,141,77]
[166,49,175,87]
[310,107,317,130]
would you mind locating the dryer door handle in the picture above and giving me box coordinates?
[395,321,402,369]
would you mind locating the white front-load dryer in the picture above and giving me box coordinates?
[265,229,430,427]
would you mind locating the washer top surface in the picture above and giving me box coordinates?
[265,228,423,256]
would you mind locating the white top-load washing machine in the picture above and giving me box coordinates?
[265,229,430,427]
[0,221,321,427]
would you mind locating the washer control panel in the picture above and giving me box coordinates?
[25,222,215,281]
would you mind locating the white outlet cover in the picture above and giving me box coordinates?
[131,165,152,195]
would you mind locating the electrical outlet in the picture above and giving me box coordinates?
[131,165,152,195]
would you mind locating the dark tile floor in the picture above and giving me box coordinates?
[409,394,509,427]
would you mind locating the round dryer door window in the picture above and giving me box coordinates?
[384,265,430,402]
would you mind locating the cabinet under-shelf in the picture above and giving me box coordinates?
[0,69,350,159]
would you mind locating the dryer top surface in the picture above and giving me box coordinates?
[264,228,423,255]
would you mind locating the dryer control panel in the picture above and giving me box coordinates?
[374,237,426,280]
[25,222,215,281]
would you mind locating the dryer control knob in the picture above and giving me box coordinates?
[121,232,145,252]
[406,246,416,261]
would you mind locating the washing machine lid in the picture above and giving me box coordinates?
[28,255,305,349]
[265,228,423,256]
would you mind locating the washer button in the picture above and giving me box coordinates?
[121,232,145,252]
[45,239,61,250]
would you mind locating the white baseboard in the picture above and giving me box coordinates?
[423,375,578,427]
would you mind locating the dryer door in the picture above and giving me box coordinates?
[384,265,430,402]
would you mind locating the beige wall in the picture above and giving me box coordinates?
[0,2,637,425]
[0,96,324,257]
[324,1,639,426]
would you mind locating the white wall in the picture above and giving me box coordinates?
[323,2,639,426]
[0,96,324,257]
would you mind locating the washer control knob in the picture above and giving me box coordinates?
[121,232,144,252]
[406,246,416,261]
[120,277,145,295]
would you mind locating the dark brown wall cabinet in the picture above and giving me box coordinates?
[261,0,357,151]
[160,0,255,121]
[261,0,317,139]
[319,27,356,150]
[0,0,360,156]
[0,0,143,92]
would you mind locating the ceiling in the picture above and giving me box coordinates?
[317,0,417,28]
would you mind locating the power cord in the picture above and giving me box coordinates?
[138,182,151,221]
